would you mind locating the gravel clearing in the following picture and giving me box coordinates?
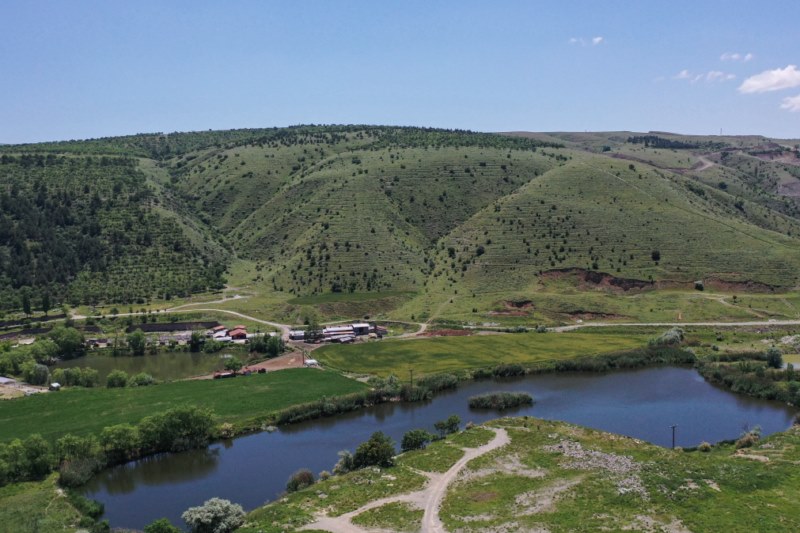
[543,440,649,499]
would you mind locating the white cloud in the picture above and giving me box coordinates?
[721,52,754,62]
[739,65,800,93]
[781,94,800,112]
[706,70,736,82]
[673,69,735,83]
[569,36,605,47]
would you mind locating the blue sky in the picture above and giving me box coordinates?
[1,1,798,143]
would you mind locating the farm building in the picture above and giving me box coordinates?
[323,325,354,337]
[228,328,247,340]
[352,323,370,336]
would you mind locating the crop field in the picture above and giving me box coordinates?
[0,369,366,443]
[315,331,649,376]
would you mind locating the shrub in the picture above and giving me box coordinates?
[59,456,104,487]
[106,370,128,388]
[649,328,684,347]
[399,384,432,402]
[129,372,155,387]
[735,427,762,449]
[182,497,245,533]
[333,450,354,475]
[434,415,461,438]
[697,441,712,453]
[766,347,783,369]
[144,518,181,533]
[318,470,331,481]
[492,363,525,377]
[416,373,458,392]
[468,391,534,410]
[401,429,433,452]
[353,431,395,468]
[286,469,315,493]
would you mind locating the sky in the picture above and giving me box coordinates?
[1,0,798,143]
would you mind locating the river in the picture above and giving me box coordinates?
[82,366,796,530]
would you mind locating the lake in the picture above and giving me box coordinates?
[82,366,796,529]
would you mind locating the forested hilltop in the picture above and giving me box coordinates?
[1,125,799,316]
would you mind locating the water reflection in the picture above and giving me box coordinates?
[96,447,221,494]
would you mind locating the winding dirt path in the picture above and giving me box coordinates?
[301,427,510,533]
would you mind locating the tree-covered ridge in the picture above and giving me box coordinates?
[0,125,562,160]
[0,154,225,311]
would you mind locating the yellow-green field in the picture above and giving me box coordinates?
[315,331,649,376]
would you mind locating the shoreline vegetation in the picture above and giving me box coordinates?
[2,326,798,531]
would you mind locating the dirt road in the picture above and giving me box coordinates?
[550,319,800,332]
[301,427,510,533]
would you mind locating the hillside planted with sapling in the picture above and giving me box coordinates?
[3,126,800,317]
[0,154,226,311]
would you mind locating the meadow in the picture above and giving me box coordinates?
[315,330,649,376]
[0,369,365,443]
[0,475,84,532]
[242,417,800,532]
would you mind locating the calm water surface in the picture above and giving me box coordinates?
[55,351,226,383]
[83,366,796,529]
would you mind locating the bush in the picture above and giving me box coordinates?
[401,429,433,452]
[766,347,783,369]
[286,468,315,492]
[492,363,525,377]
[468,391,534,410]
[649,328,684,347]
[59,456,104,487]
[318,470,331,481]
[472,368,493,379]
[697,441,712,453]
[182,497,245,533]
[144,518,181,533]
[434,415,461,438]
[416,373,458,392]
[353,431,395,468]
[129,372,155,387]
[333,450,354,475]
[735,431,760,449]
[106,370,128,388]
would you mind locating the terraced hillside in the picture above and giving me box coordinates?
[0,153,226,311]
[2,126,800,320]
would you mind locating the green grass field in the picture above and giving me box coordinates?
[0,369,365,443]
[0,475,83,533]
[315,331,649,376]
[243,417,800,533]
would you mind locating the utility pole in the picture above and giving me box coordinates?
[670,424,678,449]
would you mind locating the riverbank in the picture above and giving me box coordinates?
[0,369,366,443]
[80,364,796,529]
[241,416,800,533]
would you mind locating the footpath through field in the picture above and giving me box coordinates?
[300,427,510,533]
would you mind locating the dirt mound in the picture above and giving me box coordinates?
[704,277,778,293]
[542,268,655,292]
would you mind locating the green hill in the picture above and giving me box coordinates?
[1,126,799,320]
